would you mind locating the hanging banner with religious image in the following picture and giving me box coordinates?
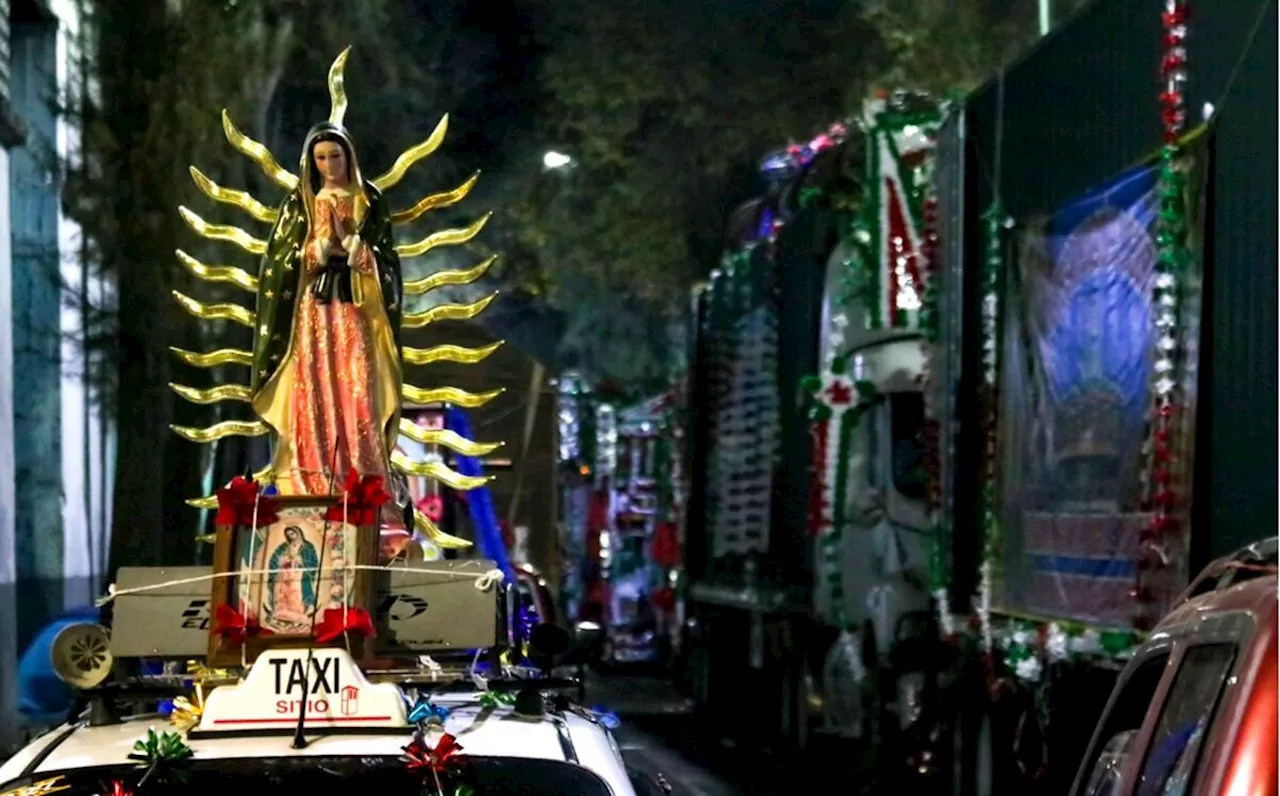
[997,145,1205,627]
[844,93,945,330]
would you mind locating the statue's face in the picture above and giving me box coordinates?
[312,140,348,186]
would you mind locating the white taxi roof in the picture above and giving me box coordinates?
[0,698,634,795]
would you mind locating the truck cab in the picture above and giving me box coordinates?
[812,239,935,739]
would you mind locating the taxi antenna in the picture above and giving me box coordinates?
[292,449,342,750]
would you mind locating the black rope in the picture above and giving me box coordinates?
[292,443,342,749]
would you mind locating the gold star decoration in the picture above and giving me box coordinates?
[0,776,70,796]
[169,683,206,732]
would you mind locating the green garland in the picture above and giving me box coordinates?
[979,203,1004,577]
[1000,618,1142,684]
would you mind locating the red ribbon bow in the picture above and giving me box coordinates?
[214,476,279,528]
[213,604,270,646]
[402,732,466,773]
[314,607,376,644]
[325,470,392,527]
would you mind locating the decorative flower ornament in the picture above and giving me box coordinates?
[408,695,451,727]
[167,684,205,732]
[129,728,195,785]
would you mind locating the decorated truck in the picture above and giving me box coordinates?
[810,0,1274,790]
[558,382,683,670]
[681,0,1276,783]
[679,123,850,751]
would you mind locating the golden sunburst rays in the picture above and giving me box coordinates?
[189,166,278,224]
[414,509,472,550]
[328,46,352,126]
[373,114,450,193]
[178,207,268,255]
[403,255,497,296]
[391,450,492,490]
[172,291,254,327]
[186,464,273,510]
[395,213,492,259]
[392,171,480,225]
[402,292,498,329]
[168,384,253,405]
[221,109,298,191]
[402,341,503,367]
[169,347,254,368]
[402,385,505,408]
[176,250,258,293]
[170,420,269,444]
[397,420,503,457]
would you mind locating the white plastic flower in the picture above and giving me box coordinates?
[1015,655,1043,683]
[1045,623,1069,662]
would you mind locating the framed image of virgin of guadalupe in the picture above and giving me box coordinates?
[208,493,380,668]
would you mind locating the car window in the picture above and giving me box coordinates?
[7,756,614,796]
[865,400,883,492]
[1078,654,1169,796]
[889,392,926,501]
[1084,730,1140,796]
[1136,644,1237,796]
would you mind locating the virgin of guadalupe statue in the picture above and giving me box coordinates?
[250,121,402,500]
[169,48,509,551]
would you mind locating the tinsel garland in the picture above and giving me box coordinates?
[803,359,876,631]
[1000,619,1141,684]
[977,203,1005,652]
[1135,0,1190,630]
[918,192,952,637]
[842,97,944,331]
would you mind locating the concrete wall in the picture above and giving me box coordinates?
[10,5,63,652]
[0,0,18,754]
[0,0,110,750]
[52,0,111,614]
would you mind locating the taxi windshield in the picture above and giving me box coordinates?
[7,756,613,796]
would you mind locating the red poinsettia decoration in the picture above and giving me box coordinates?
[214,476,279,528]
[314,607,376,644]
[213,604,271,647]
[402,732,466,773]
[325,470,392,526]
[104,779,133,796]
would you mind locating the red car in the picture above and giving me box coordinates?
[1071,538,1277,796]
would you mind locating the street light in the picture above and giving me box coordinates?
[543,150,573,170]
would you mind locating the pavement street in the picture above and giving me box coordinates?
[583,673,788,796]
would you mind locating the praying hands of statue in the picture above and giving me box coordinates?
[329,198,374,274]
[330,204,355,249]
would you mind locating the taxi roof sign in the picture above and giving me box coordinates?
[193,647,408,736]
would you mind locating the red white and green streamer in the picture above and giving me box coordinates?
[804,359,876,630]
[844,96,944,330]
[1135,0,1191,628]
